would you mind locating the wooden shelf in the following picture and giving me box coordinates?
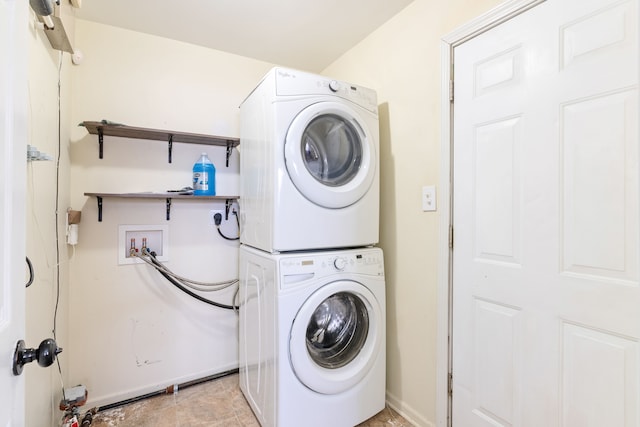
[80,121,239,165]
[84,192,237,200]
[84,192,239,222]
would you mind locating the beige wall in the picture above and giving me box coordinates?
[22,0,509,424]
[67,20,275,407]
[25,4,74,426]
[323,0,503,425]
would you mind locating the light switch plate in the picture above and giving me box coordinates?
[422,185,437,212]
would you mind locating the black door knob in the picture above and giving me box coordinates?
[12,338,63,376]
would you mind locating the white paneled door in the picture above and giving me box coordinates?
[0,0,27,425]
[452,0,639,425]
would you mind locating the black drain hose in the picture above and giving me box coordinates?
[148,252,238,310]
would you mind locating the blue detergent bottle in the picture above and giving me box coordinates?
[192,152,216,196]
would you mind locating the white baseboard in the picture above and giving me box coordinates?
[85,364,239,409]
[386,390,435,427]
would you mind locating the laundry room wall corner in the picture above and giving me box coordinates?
[25,2,75,425]
[67,20,275,408]
[322,0,505,425]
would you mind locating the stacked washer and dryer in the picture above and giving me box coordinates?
[238,67,385,427]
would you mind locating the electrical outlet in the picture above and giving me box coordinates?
[118,225,169,265]
[209,210,224,225]
[422,185,437,212]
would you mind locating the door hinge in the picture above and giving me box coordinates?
[449,80,454,102]
[448,372,453,396]
[449,225,454,249]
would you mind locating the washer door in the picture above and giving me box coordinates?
[289,280,383,395]
[284,102,376,209]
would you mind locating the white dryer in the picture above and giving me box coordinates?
[240,67,379,252]
[239,245,386,427]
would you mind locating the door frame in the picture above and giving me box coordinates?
[0,0,29,423]
[436,1,546,425]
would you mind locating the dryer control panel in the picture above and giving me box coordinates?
[274,67,378,114]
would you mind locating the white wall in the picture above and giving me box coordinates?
[68,20,275,407]
[25,4,74,426]
[322,0,503,425]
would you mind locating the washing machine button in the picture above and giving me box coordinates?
[329,80,340,92]
[333,257,347,270]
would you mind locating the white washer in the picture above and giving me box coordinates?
[239,245,386,427]
[239,67,379,253]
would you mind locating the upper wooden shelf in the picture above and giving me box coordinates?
[80,121,240,165]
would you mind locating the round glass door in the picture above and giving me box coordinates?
[302,115,362,187]
[285,102,376,209]
[305,292,369,369]
[289,281,382,395]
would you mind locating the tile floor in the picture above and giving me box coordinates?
[90,373,413,427]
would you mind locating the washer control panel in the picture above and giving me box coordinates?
[279,248,384,289]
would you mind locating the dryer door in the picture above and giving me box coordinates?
[284,102,376,208]
[289,280,383,395]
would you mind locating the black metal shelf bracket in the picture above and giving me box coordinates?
[225,141,233,167]
[225,198,233,220]
[97,196,103,222]
[98,128,104,159]
[168,134,173,164]
[166,198,172,221]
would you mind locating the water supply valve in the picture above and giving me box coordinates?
[12,338,63,376]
